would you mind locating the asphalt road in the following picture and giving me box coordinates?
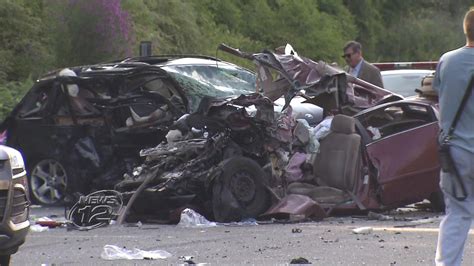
[11,205,474,265]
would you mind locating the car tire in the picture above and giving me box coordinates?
[212,156,271,223]
[28,158,72,205]
[429,191,445,212]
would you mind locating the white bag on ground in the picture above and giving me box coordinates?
[177,208,217,228]
[101,244,172,260]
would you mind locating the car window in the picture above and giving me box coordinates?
[382,72,433,97]
[358,103,435,141]
[162,65,256,112]
[17,83,53,118]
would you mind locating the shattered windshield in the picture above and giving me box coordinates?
[162,65,256,112]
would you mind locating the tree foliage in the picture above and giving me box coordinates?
[1,0,474,120]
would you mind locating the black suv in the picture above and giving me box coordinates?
[0,145,29,265]
[0,56,257,205]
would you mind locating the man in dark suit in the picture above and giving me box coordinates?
[342,41,384,88]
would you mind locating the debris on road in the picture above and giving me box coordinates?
[100,244,172,260]
[289,257,311,264]
[292,228,303,233]
[394,217,441,228]
[367,211,394,221]
[352,227,373,235]
[177,208,217,228]
[29,224,50,233]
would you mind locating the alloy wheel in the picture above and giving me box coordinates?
[30,159,67,205]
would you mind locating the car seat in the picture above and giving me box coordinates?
[287,114,362,206]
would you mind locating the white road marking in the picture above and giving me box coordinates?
[372,227,474,234]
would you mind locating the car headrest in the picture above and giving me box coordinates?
[415,74,437,97]
[330,114,356,134]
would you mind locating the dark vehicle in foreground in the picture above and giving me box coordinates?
[0,145,29,265]
[0,56,260,205]
[115,45,443,223]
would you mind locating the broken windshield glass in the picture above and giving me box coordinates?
[163,65,256,111]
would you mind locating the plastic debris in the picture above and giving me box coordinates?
[30,224,50,232]
[100,245,172,260]
[220,218,259,227]
[352,226,373,234]
[177,208,217,228]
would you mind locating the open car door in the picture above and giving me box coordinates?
[355,101,440,207]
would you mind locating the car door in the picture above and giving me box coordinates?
[356,102,440,206]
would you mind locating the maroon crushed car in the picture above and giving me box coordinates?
[217,45,444,217]
[115,45,443,224]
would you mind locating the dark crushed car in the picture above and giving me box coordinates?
[0,56,264,205]
[114,45,443,223]
[0,145,30,265]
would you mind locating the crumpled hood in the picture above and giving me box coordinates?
[218,44,400,113]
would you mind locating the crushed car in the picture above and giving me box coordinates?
[114,44,443,224]
[0,56,262,205]
[0,55,323,206]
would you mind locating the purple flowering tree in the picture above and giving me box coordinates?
[51,0,132,66]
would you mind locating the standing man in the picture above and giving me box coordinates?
[435,8,474,266]
[342,41,384,88]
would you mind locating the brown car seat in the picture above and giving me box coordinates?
[415,74,437,98]
[287,114,362,206]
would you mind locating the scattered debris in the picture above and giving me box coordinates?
[352,227,373,235]
[367,211,393,221]
[292,228,302,233]
[394,217,441,228]
[177,208,217,228]
[29,224,50,233]
[100,245,172,260]
[290,257,311,264]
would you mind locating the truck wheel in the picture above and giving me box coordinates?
[212,157,271,223]
[29,159,69,205]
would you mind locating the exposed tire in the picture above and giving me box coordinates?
[28,159,70,205]
[429,191,445,212]
[212,156,271,223]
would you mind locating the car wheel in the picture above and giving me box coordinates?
[429,191,445,212]
[29,159,69,205]
[212,156,271,223]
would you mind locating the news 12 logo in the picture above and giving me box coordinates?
[67,190,123,229]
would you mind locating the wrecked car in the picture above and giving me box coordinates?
[115,45,443,223]
[0,55,324,206]
[0,56,262,205]
[116,94,276,223]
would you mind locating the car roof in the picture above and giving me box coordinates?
[381,69,434,75]
[121,54,221,65]
[37,55,243,81]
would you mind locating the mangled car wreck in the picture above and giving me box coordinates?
[115,44,443,224]
[0,56,263,205]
